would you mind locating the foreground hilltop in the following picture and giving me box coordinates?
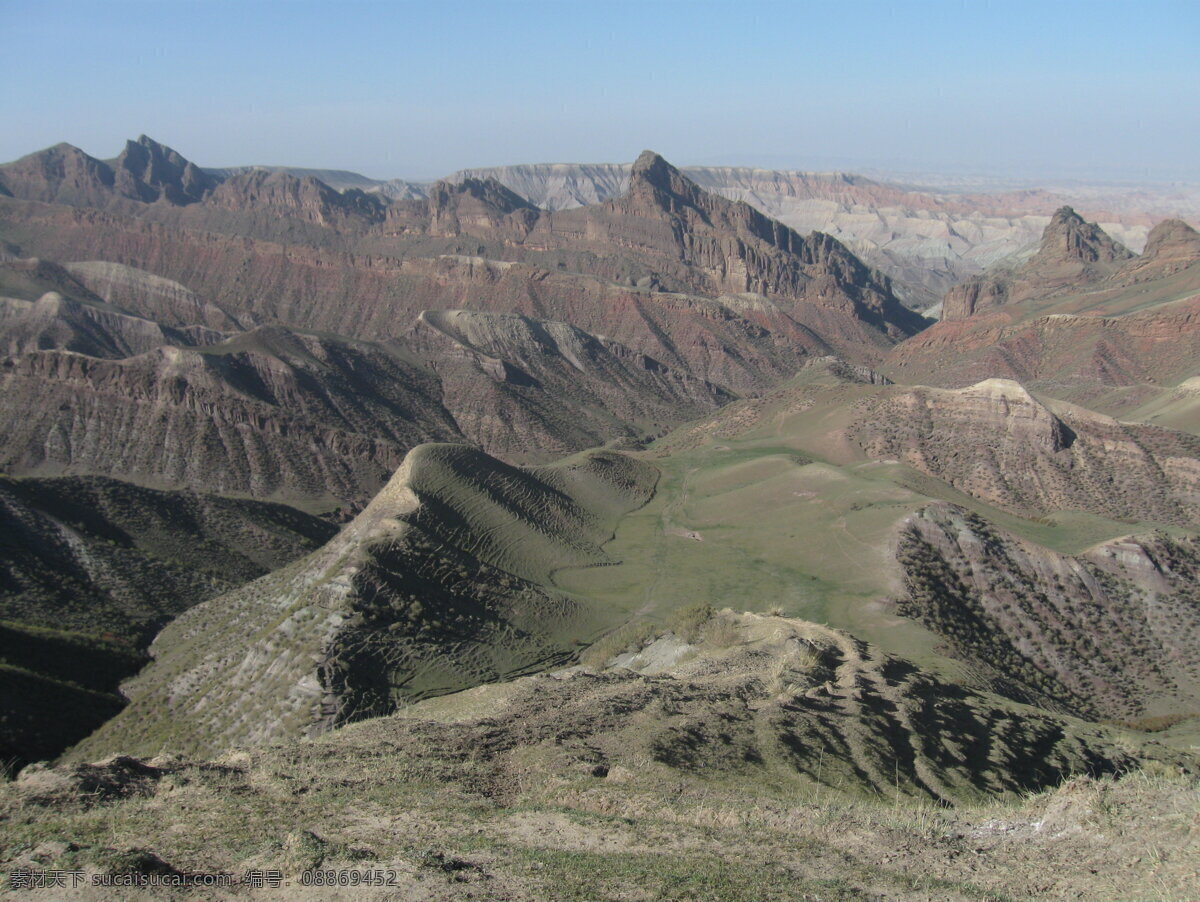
[4,609,1196,899]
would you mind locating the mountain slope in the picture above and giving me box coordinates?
[899,503,1200,719]
[0,323,463,507]
[0,474,335,771]
[405,308,735,457]
[446,161,1186,308]
[72,444,658,759]
[0,136,217,209]
[0,277,738,501]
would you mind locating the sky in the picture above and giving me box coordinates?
[3,0,1199,183]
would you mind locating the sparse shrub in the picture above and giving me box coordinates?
[667,604,718,643]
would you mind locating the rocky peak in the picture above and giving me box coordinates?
[626,150,706,212]
[1113,217,1200,283]
[422,177,537,238]
[629,150,684,190]
[942,208,1134,320]
[112,135,217,205]
[1141,218,1200,262]
[0,143,116,205]
[1031,206,1133,268]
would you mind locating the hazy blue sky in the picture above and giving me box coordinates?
[3,0,1198,182]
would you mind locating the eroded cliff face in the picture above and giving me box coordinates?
[444,160,1183,309]
[405,309,735,456]
[111,135,218,205]
[849,379,1200,526]
[898,503,1200,720]
[0,329,460,505]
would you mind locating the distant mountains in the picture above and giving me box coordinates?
[8,136,1194,310]
[889,208,1200,418]
[0,140,930,503]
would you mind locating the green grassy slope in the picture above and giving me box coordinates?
[69,444,659,760]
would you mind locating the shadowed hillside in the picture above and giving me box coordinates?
[71,444,658,759]
[0,474,336,772]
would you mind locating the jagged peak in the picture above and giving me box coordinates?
[1048,205,1083,225]
[631,149,672,179]
[116,134,191,166]
[113,134,215,204]
[628,150,693,198]
[1034,206,1132,265]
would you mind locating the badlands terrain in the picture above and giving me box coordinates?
[1,137,1199,899]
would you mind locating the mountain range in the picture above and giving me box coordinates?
[2,134,1199,897]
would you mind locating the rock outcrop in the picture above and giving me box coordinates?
[941,207,1134,320]
[886,211,1200,409]
[849,379,1200,526]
